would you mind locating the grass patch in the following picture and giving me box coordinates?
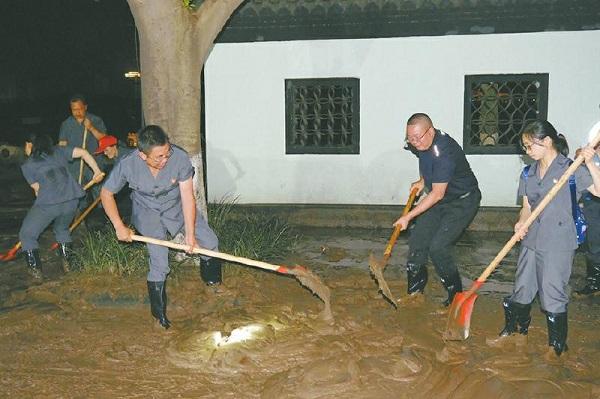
[72,198,298,276]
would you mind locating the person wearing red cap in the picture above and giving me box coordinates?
[95,135,131,162]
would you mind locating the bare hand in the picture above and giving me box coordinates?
[185,235,198,254]
[581,145,597,165]
[410,179,425,196]
[116,225,133,242]
[393,215,411,230]
[83,118,94,131]
[514,222,528,241]
[93,172,105,183]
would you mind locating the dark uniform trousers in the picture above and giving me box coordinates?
[583,195,600,265]
[407,188,481,283]
[19,199,79,251]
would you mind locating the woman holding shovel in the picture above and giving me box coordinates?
[496,120,600,357]
[19,133,104,278]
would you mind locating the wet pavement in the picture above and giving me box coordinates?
[2,173,600,397]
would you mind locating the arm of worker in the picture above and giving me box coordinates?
[30,182,39,197]
[72,147,104,183]
[393,182,447,230]
[179,177,198,253]
[514,196,531,241]
[409,177,425,196]
[100,187,132,242]
[581,146,600,197]
[83,117,107,141]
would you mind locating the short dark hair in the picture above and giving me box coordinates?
[137,125,170,154]
[407,113,433,127]
[69,94,87,105]
[26,133,54,159]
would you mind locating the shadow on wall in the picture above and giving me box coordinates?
[206,142,245,201]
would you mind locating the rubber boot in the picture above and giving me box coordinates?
[406,262,428,295]
[499,297,532,336]
[200,258,222,286]
[440,271,463,307]
[24,249,43,279]
[56,242,74,273]
[546,311,568,356]
[147,281,171,329]
[575,261,600,296]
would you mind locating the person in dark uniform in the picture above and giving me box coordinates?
[394,113,481,306]
[496,121,600,357]
[574,148,600,296]
[19,133,104,278]
[94,135,134,225]
[100,125,222,330]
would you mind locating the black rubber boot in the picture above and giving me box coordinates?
[440,271,463,307]
[24,249,43,279]
[200,258,222,286]
[499,297,532,336]
[575,262,600,296]
[56,243,74,273]
[406,262,428,295]
[147,281,171,329]
[546,311,568,356]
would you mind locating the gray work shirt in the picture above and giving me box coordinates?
[21,145,86,206]
[103,145,194,230]
[59,113,106,179]
[518,153,592,251]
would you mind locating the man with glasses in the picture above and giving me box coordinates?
[394,113,481,307]
[100,125,221,329]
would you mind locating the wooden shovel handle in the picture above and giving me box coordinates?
[383,188,418,256]
[78,127,88,184]
[469,130,600,295]
[131,234,290,274]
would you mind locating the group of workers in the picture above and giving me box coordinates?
[15,97,600,356]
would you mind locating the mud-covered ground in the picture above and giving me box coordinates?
[2,168,600,398]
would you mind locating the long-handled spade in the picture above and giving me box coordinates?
[444,124,600,341]
[0,176,103,262]
[369,188,418,307]
[131,235,333,320]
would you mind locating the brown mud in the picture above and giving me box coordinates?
[2,182,600,397]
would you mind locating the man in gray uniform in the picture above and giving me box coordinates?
[58,94,107,184]
[100,125,222,329]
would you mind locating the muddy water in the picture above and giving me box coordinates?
[2,204,600,396]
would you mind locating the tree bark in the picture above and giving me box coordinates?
[126,0,244,217]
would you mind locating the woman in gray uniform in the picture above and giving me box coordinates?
[19,133,104,278]
[496,121,600,357]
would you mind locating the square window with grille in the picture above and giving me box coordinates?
[463,74,549,154]
[285,78,360,154]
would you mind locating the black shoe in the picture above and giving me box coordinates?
[23,249,43,279]
[147,281,171,329]
[499,297,532,336]
[440,271,463,307]
[56,243,74,273]
[406,262,427,295]
[575,262,600,295]
[200,258,222,286]
[546,311,568,356]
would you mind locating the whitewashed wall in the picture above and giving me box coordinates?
[204,31,600,206]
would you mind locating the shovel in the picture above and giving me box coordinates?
[131,234,333,320]
[444,125,600,341]
[48,194,103,251]
[369,188,418,307]
[0,175,103,262]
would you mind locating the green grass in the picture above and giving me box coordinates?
[72,198,298,276]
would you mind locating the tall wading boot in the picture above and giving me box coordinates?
[24,249,43,279]
[56,243,74,273]
[546,311,568,356]
[406,262,428,295]
[575,261,600,296]
[440,271,463,307]
[147,281,171,329]
[200,258,222,286]
[487,298,531,347]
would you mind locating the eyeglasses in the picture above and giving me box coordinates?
[146,146,173,163]
[405,127,431,145]
[521,140,544,152]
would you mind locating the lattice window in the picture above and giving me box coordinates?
[463,74,549,154]
[285,78,360,154]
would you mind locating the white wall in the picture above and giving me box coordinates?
[204,31,600,206]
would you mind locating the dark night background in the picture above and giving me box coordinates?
[0,0,140,145]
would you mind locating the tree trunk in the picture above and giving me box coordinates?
[126,0,244,217]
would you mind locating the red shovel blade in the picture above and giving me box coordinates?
[0,246,20,262]
[443,282,483,341]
